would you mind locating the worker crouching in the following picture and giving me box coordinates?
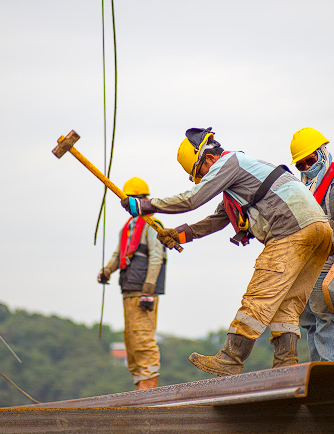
[98,178,166,389]
[121,127,332,377]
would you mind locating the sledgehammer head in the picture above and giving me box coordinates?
[52,130,81,159]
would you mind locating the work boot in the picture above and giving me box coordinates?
[189,333,255,376]
[135,376,159,390]
[271,332,299,368]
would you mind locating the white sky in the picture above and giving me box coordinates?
[1,0,334,338]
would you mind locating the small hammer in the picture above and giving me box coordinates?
[52,130,183,253]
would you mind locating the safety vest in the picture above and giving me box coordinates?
[313,163,334,205]
[221,154,289,246]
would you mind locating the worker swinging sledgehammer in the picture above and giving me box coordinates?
[51,130,183,253]
[121,127,332,377]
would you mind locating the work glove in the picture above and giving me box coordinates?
[157,228,180,250]
[139,295,154,312]
[121,197,141,217]
[97,269,109,284]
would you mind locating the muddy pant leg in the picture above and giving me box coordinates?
[123,296,160,385]
[229,222,332,340]
[270,224,332,339]
[123,297,139,378]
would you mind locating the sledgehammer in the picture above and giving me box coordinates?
[52,130,184,253]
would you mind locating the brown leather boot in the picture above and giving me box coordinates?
[135,376,159,390]
[271,332,298,368]
[189,333,255,376]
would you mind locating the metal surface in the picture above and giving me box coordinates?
[1,402,334,433]
[14,362,334,409]
[2,363,334,433]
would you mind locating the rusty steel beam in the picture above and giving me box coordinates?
[2,363,334,433]
[12,362,334,409]
[0,402,334,433]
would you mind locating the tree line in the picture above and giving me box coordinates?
[0,303,310,407]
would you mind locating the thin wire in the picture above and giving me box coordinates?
[0,335,22,364]
[0,372,40,404]
[97,0,118,340]
[94,0,118,246]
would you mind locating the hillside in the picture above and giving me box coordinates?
[0,303,310,407]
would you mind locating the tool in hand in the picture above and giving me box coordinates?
[52,130,184,253]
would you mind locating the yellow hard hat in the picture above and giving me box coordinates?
[177,128,215,184]
[290,128,329,164]
[123,177,150,196]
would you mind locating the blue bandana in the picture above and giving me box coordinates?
[301,147,332,193]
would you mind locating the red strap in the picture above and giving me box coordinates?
[313,163,334,204]
[221,151,231,158]
[223,192,249,245]
[119,217,146,270]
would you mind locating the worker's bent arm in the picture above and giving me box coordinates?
[175,204,230,243]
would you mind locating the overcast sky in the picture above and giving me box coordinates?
[1,0,334,339]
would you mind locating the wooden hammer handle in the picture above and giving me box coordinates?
[69,147,184,253]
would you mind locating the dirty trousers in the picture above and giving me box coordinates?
[229,222,332,340]
[123,296,160,385]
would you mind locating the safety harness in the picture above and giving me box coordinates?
[119,217,146,269]
[313,162,334,205]
[223,163,290,246]
[119,216,165,269]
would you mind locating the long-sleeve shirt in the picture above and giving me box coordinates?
[141,151,328,245]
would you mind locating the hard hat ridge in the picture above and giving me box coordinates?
[185,127,215,150]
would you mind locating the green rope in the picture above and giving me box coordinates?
[97,0,118,340]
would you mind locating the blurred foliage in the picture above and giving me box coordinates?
[0,303,310,407]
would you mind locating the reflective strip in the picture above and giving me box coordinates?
[133,251,147,258]
[228,326,237,334]
[269,322,301,335]
[178,231,186,244]
[148,365,160,373]
[133,373,160,385]
[235,311,266,334]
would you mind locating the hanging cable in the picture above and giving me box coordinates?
[0,335,22,364]
[95,0,118,339]
[94,0,118,246]
[0,372,40,404]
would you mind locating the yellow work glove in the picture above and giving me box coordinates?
[157,228,180,250]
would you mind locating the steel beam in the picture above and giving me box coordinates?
[0,402,334,433]
[13,362,334,409]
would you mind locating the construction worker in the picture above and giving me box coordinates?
[97,177,166,389]
[290,128,334,361]
[121,127,332,377]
